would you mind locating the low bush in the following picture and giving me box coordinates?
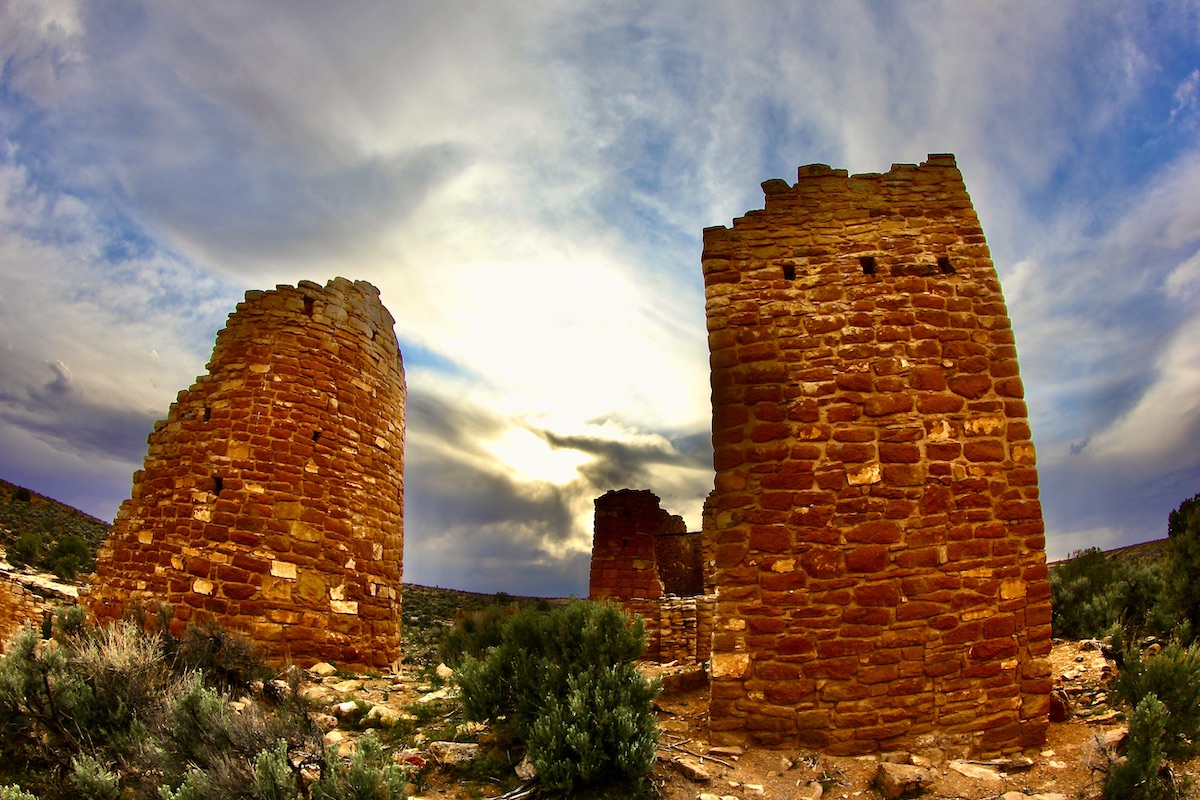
[1162,492,1200,644]
[47,535,93,581]
[164,616,272,693]
[440,604,510,667]
[0,618,408,800]
[7,533,43,569]
[1113,641,1200,760]
[456,599,658,797]
[1103,693,1181,800]
[1049,547,1164,639]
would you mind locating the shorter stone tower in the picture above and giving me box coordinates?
[87,278,405,670]
[589,489,712,664]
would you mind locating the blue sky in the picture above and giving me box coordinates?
[2,1,1200,596]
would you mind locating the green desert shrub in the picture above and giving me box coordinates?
[526,663,659,796]
[0,622,171,775]
[1162,492,1200,643]
[70,754,121,800]
[164,616,271,692]
[1103,693,1181,800]
[48,535,94,581]
[0,614,392,800]
[456,599,658,797]
[7,533,43,569]
[1049,547,1163,639]
[311,734,409,800]
[1113,640,1200,760]
[440,604,510,667]
[0,786,37,800]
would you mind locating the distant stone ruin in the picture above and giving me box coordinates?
[700,155,1052,755]
[86,278,405,670]
[0,575,51,650]
[588,489,713,664]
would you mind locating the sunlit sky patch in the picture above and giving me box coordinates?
[3,1,1200,594]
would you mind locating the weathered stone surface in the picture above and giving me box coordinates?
[0,575,52,650]
[428,741,480,766]
[86,278,406,671]
[673,757,712,783]
[948,760,1003,781]
[702,156,1051,755]
[873,762,932,798]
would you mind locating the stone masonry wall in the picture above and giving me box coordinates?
[87,278,405,670]
[0,574,51,651]
[702,155,1051,756]
[589,489,712,664]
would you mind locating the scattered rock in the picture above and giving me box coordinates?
[310,713,338,731]
[797,781,824,799]
[417,688,451,704]
[515,754,537,781]
[333,700,364,720]
[707,745,744,759]
[331,678,364,693]
[428,741,480,766]
[299,685,334,705]
[363,704,403,728]
[435,663,454,680]
[948,760,1002,781]
[1048,687,1072,722]
[974,756,1034,773]
[1101,725,1130,753]
[673,757,712,783]
[308,662,337,678]
[873,762,932,799]
[394,750,426,769]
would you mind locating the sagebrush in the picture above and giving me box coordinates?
[455,599,659,797]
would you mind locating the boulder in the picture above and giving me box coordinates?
[873,762,933,799]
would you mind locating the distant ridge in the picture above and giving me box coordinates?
[1047,537,1170,569]
[0,476,111,553]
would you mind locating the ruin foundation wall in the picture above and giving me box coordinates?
[0,575,52,651]
[86,278,405,670]
[702,155,1051,756]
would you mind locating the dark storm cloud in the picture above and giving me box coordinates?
[0,361,158,464]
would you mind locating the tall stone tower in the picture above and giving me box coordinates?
[87,278,405,670]
[702,156,1051,755]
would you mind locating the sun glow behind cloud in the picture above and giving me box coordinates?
[486,428,591,486]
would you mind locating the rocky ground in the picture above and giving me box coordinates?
[0,570,1187,799]
[294,627,1191,800]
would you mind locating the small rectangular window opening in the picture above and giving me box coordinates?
[312,430,321,442]
[212,475,224,496]
[938,256,956,275]
[203,406,212,422]
[860,256,877,275]
[782,264,796,281]
[303,296,316,317]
